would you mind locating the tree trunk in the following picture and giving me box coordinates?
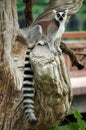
[0,0,83,130]
[23,0,33,27]
[0,0,24,129]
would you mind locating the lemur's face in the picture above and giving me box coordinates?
[53,9,68,22]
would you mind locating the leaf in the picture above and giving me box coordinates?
[72,107,86,130]
[55,126,63,130]
[66,123,80,130]
[78,119,86,130]
[50,125,62,130]
[73,107,82,121]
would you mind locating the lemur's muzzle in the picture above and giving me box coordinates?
[59,17,63,21]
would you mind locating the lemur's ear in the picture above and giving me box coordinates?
[65,9,69,14]
[53,9,57,14]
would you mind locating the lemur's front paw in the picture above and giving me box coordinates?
[37,40,45,46]
[57,47,62,55]
[50,47,58,55]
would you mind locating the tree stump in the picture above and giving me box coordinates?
[11,45,72,130]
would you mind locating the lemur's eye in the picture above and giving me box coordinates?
[62,13,65,17]
[57,14,60,17]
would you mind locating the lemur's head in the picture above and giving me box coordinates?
[53,9,69,22]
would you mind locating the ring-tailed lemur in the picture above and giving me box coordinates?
[22,9,68,124]
[32,9,68,54]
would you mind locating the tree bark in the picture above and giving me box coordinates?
[32,0,83,26]
[0,0,83,130]
[23,0,33,27]
[0,0,24,129]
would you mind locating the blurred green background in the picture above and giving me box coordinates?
[17,0,86,31]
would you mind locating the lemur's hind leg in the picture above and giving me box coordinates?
[55,38,62,55]
[27,25,43,47]
[47,33,57,55]
[37,38,48,46]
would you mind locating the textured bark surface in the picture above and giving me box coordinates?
[0,0,23,130]
[0,0,83,130]
[30,46,72,129]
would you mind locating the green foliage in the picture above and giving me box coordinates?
[66,123,80,130]
[49,108,86,130]
[72,108,86,130]
[50,126,62,130]
[17,0,25,12]
[33,0,49,19]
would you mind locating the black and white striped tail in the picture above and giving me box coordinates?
[22,48,37,124]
